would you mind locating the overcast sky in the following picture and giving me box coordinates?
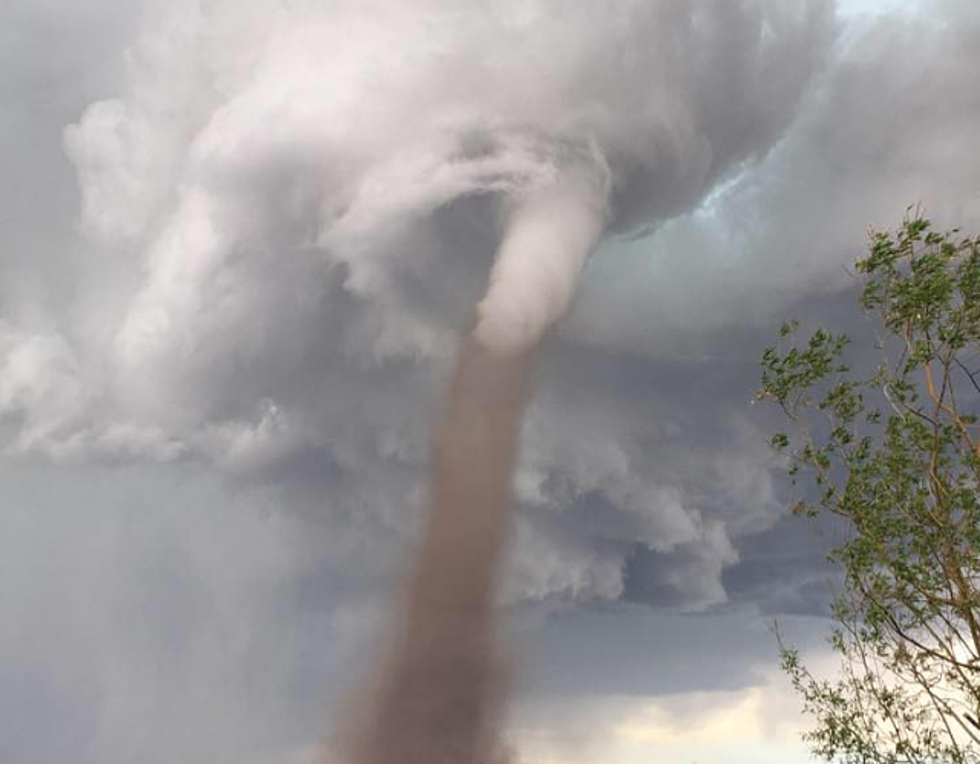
[2,1,978,763]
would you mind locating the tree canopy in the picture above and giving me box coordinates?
[757,212,980,763]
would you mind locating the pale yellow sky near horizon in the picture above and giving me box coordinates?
[510,666,817,764]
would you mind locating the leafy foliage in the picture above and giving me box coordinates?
[757,212,980,763]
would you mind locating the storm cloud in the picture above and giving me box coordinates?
[2,0,980,762]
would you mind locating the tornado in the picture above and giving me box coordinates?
[339,173,608,764]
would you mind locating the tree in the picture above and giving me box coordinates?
[756,211,980,763]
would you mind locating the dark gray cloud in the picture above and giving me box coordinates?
[514,605,830,699]
[2,0,980,762]
[720,512,846,617]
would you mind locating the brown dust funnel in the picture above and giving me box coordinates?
[340,334,535,764]
[336,174,607,764]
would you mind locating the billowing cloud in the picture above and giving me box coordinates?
[567,0,980,353]
[6,0,837,609]
[5,0,979,621]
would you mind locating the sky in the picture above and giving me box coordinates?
[1,1,978,763]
